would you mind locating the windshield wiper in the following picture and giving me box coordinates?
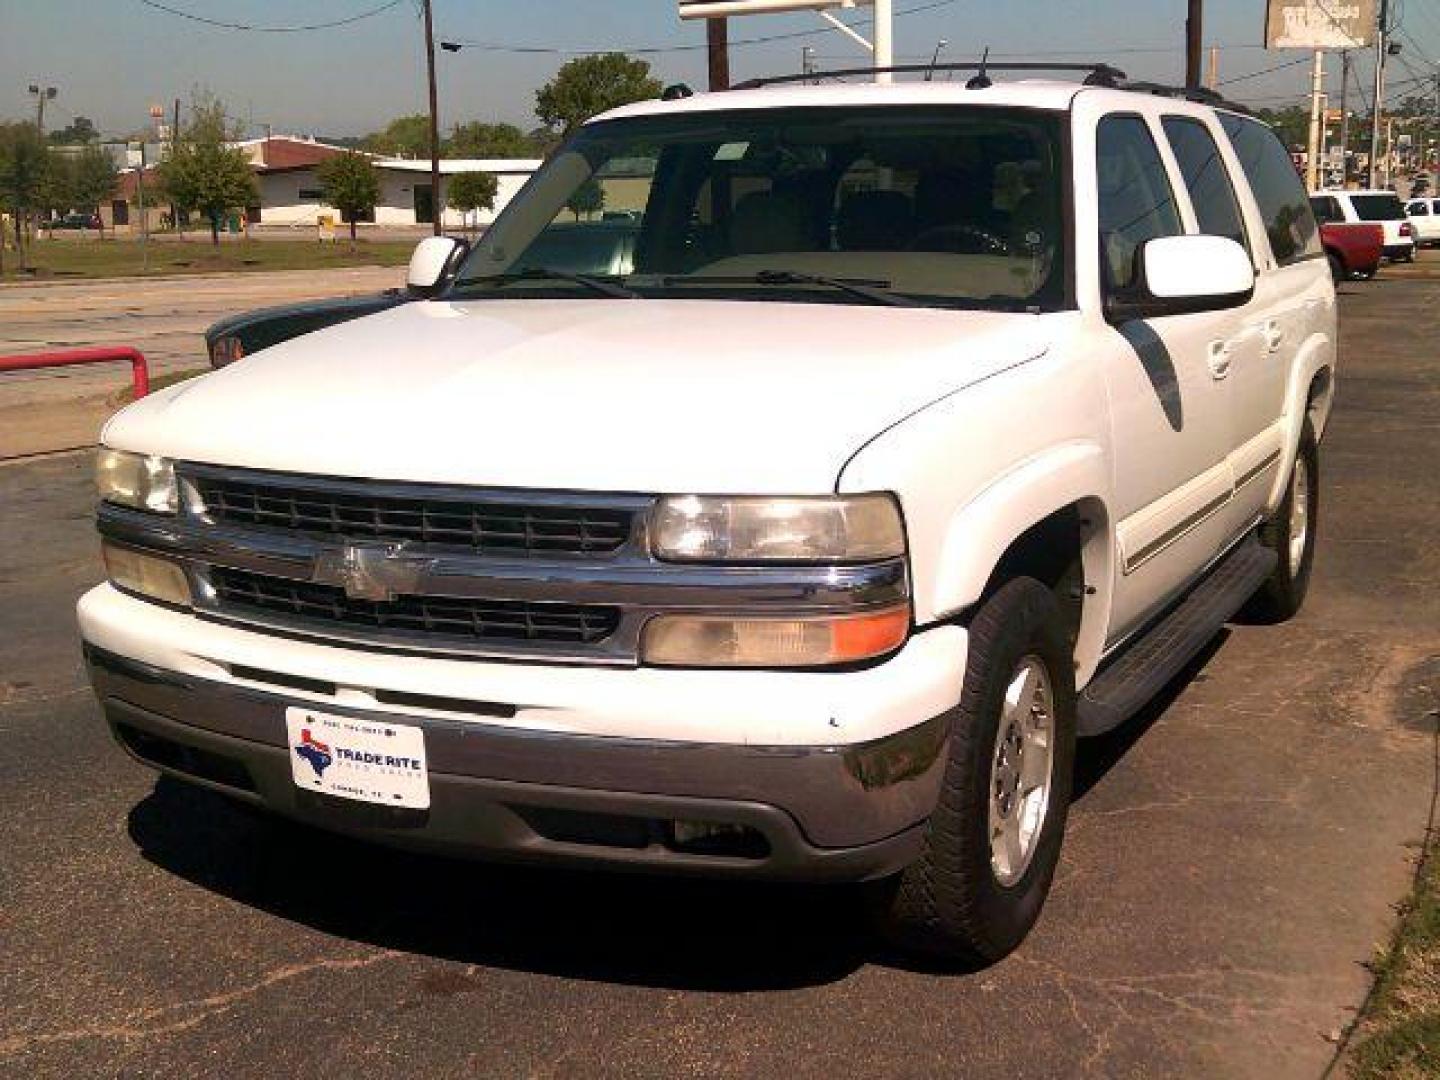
[457,268,640,299]
[662,269,918,307]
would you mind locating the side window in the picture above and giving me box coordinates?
[1161,116,1249,251]
[1218,113,1321,266]
[1096,114,1183,292]
[1409,201,1430,216]
[1309,196,1342,224]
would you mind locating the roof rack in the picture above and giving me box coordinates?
[1122,80,1255,116]
[734,62,1127,91]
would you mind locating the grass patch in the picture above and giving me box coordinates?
[1348,759,1440,1078]
[2,237,414,281]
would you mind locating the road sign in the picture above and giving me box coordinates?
[679,0,871,18]
[1264,0,1375,49]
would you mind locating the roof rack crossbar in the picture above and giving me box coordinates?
[734,61,1127,91]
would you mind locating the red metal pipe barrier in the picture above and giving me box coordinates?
[0,346,149,399]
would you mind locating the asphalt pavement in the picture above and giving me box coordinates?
[0,280,1437,1078]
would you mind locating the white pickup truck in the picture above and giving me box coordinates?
[80,70,1335,962]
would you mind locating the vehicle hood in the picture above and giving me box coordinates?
[108,298,1047,493]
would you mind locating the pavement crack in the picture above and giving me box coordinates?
[0,949,404,1058]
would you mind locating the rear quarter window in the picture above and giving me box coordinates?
[1351,194,1406,221]
[1218,113,1321,266]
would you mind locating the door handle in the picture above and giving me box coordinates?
[1207,339,1233,379]
[1262,321,1285,352]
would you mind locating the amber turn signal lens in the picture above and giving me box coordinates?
[642,604,910,668]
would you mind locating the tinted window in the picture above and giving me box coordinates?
[1351,194,1406,221]
[460,106,1068,310]
[1218,113,1320,265]
[1309,195,1343,224]
[1162,117,1248,250]
[1410,201,1430,216]
[1096,114,1183,291]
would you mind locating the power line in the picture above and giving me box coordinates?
[1218,55,1311,87]
[437,0,959,56]
[133,0,407,33]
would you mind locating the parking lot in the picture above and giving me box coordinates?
[1,276,1437,1078]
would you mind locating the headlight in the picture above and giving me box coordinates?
[209,334,244,368]
[96,449,178,514]
[650,494,905,563]
[101,542,192,607]
[642,605,910,668]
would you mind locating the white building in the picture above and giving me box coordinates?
[237,136,540,230]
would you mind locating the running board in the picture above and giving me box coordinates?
[1077,538,1277,736]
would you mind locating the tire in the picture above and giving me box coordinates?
[1358,267,1377,281]
[1244,418,1319,623]
[1327,254,1345,283]
[871,577,1077,964]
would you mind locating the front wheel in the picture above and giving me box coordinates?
[870,577,1077,964]
[1244,419,1319,623]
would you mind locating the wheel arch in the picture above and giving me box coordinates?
[924,443,1114,686]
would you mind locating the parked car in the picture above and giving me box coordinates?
[47,212,100,231]
[1403,196,1440,248]
[1311,213,1384,281]
[84,71,1334,963]
[1311,189,1415,261]
[206,222,641,367]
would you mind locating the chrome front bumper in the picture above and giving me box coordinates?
[86,646,948,881]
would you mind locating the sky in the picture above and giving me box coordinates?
[2,0,1438,142]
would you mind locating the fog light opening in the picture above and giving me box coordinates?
[668,820,770,859]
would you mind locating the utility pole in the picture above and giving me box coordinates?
[1206,45,1219,90]
[136,140,149,272]
[1306,50,1325,191]
[1338,50,1351,183]
[707,16,729,91]
[802,45,816,84]
[421,0,442,236]
[1185,0,1203,89]
[873,0,893,84]
[1370,0,1388,187]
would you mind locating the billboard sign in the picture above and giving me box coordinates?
[1265,1,1375,49]
[680,0,871,18]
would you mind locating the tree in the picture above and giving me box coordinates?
[446,170,498,235]
[362,114,432,158]
[0,121,53,268]
[158,97,257,246]
[448,121,533,159]
[565,177,604,221]
[50,116,98,145]
[535,53,662,137]
[317,151,380,242]
[64,147,119,238]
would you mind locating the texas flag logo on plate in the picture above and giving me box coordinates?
[285,707,430,809]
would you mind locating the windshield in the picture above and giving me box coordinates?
[454,106,1068,311]
[1351,194,1405,221]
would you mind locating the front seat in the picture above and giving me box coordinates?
[836,190,915,251]
[729,191,809,255]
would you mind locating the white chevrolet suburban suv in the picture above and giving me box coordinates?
[80,70,1336,963]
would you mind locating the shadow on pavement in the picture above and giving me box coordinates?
[124,630,1230,991]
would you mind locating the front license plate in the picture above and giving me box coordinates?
[285,708,430,810]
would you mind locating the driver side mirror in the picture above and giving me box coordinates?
[1105,235,1255,324]
[406,236,469,297]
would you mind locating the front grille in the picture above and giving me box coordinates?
[192,474,633,557]
[209,567,621,647]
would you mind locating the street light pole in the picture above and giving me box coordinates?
[28,83,57,136]
[1185,0,1203,90]
[421,0,442,235]
[1370,0,1389,187]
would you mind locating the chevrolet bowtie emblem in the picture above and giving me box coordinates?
[312,543,435,602]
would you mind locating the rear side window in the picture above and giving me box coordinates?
[1096,114,1183,291]
[1410,201,1430,216]
[1351,194,1406,221]
[1161,117,1248,251]
[1218,113,1321,266]
[1309,195,1343,224]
